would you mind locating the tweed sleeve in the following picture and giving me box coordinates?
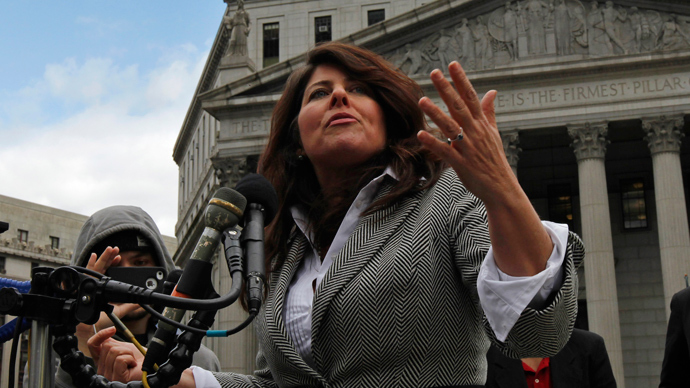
[211,348,279,388]
[442,168,585,359]
[483,231,585,359]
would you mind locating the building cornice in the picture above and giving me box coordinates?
[173,9,231,163]
[0,239,72,265]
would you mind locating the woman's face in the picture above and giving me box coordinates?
[297,64,387,180]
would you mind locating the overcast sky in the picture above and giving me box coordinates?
[0,1,227,236]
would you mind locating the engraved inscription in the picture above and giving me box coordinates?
[492,74,688,111]
[229,119,270,135]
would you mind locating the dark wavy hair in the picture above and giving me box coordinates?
[258,42,445,277]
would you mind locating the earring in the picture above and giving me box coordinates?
[297,154,304,161]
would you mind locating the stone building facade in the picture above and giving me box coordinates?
[174,0,690,386]
[0,195,177,386]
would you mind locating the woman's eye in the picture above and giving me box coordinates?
[309,90,328,100]
[351,86,366,94]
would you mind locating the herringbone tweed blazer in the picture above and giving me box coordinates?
[213,169,585,388]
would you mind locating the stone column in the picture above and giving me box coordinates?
[568,122,625,386]
[501,129,521,177]
[642,115,690,318]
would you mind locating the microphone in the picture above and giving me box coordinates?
[143,187,247,372]
[234,174,278,314]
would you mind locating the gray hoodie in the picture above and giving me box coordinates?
[43,206,221,388]
[70,205,176,273]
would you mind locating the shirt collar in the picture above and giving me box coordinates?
[290,166,398,245]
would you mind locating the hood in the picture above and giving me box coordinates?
[70,205,175,274]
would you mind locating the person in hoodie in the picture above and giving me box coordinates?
[50,205,221,387]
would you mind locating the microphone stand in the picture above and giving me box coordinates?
[28,320,53,388]
[0,262,248,388]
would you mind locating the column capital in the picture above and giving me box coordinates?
[642,115,686,155]
[568,122,609,161]
[212,156,249,187]
[500,129,521,169]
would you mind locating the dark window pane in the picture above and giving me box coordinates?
[315,16,332,44]
[547,184,574,230]
[621,179,647,229]
[263,23,279,67]
[368,9,385,26]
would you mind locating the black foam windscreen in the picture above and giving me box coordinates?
[234,173,279,224]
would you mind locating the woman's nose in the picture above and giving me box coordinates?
[330,87,349,108]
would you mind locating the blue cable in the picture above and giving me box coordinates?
[0,278,31,293]
[0,317,31,344]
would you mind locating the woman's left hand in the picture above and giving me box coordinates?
[416,61,518,209]
[417,61,553,277]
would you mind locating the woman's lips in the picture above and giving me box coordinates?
[327,113,357,127]
[328,117,358,127]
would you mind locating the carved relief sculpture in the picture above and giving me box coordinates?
[456,18,476,70]
[627,7,644,53]
[587,2,612,55]
[656,15,690,51]
[397,43,431,75]
[489,2,520,61]
[554,0,574,55]
[602,1,629,54]
[436,29,456,69]
[523,0,551,54]
[224,0,251,57]
[472,16,494,69]
[385,0,690,76]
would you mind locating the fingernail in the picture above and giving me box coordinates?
[430,69,443,80]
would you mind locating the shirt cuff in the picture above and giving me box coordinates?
[192,366,222,388]
[477,221,568,342]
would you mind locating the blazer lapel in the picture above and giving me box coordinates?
[263,233,322,376]
[491,357,529,388]
[551,344,579,388]
[310,178,423,366]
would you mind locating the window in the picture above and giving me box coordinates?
[621,179,647,229]
[368,9,385,26]
[18,229,28,243]
[547,184,574,230]
[50,236,60,249]
[0,256,5,274]
[315,16,332,43]
[263,23,280,67]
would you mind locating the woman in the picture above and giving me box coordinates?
[89,42,584,388]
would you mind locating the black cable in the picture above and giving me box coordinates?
[8,316,23,388]
[102,270,244,310]
[140,304,207,335]
[141,303,257,337]
[224,313,256,336]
